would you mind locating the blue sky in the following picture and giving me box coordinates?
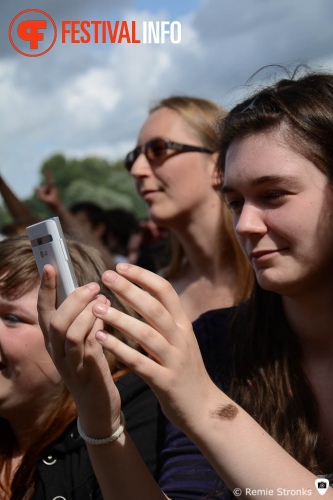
[2,0,333,201]
[132,0,202,17]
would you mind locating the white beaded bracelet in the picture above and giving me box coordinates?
[77,412,126,445]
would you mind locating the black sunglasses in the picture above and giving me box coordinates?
[124,138,214,172]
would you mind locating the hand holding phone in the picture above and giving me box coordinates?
[26,217,78,307]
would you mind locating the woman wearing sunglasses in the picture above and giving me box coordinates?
[125,96,252,322]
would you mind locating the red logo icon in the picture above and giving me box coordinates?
[8,9,57,57]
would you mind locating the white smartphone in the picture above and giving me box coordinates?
[26,216,78,307]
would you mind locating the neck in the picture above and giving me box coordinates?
[8,413,45,454]
[170,198,228,282]
[5,393,66,454]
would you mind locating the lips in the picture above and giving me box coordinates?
[250,248,288,261]
[251,250,277,258]
[140,189,161,201]
[141,186,160,193]
[141,190,157,195]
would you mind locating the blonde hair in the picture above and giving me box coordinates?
[150,96,253,302]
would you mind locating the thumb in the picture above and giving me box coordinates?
[37,264,57,350]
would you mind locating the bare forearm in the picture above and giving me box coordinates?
[0,175,32,218]
[185,387,332,500]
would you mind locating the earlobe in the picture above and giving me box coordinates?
[210,153,223,189]
[212,168,223,189]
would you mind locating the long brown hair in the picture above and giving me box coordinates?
[0,236,139,499]
[217,68,333,473]
[150,95,253,302]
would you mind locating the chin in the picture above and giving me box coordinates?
[149,210,176,227]
[255,270,291,295]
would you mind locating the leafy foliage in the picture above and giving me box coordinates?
[0,154,148,227]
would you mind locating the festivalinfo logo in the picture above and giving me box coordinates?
[8,9,182,57]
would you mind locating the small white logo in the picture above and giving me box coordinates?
[315,478,329,495]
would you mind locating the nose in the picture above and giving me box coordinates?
[234,202,267,239]
[130,151,152,179]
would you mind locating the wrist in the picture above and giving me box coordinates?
[77,411,125,445]
[52,204,66,214]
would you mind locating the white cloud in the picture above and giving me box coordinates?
[62,67,121,125]
[2,0,333,200]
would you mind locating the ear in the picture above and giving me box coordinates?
[93,222,107,239]
[209,152,223,189]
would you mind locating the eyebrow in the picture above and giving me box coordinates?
[222,174,300,194]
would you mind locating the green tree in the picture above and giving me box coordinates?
[32,154,148,220]
[0,154,148,228]
[0,204,11,229]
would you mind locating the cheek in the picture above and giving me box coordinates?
[265,208,300,238]
[33,347,62,384]
[21,338,61,384]
[155,162,178,183]
[161,155,205,184]
[234,234,250,263]
[20,359,62,393]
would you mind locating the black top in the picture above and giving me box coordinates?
[33,371,160,499]
[158,307,236,500]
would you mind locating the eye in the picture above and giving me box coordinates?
[264,191,289,202]
[224,197,244,214]
[148,139,168,160]
[3,314,21,326]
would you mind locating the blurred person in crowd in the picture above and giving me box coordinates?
[126,218,171,272]
[125,96,252,321]
[103,207,140,264]
[35,177,114,268]
[104,208,170,271]
[36,173,170,272]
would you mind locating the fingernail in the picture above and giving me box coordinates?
[103,270,118,283]
[96,331,107,341]
[87,282,99,291]
[94,303,108,314]
[117,263,129,272]
[96,294,107,302]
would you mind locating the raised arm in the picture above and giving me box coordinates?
[37,265,168,500]
[88,263,332,500]
[35,173,81,232]
[0,175,33,219]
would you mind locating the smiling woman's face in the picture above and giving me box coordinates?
[223,129,333,297]
[0,285,62,422]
